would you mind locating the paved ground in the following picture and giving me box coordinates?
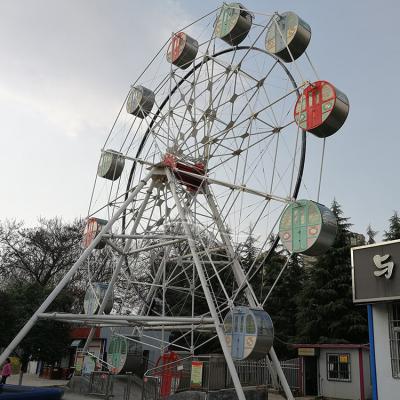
[5,374,314,399]
[266,393,284,399]
[60,391,311,400]
[62,392,98,400]
[61,391,290,400]
[7,373,68,387]
[62,387,142,400]
[267,393,314,400]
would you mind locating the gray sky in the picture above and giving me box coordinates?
[0,0,398,240]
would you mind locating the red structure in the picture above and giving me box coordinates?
[154,351,181,398]
[170,33,186,63]
[70,327,101,339]
[163,154,206,192]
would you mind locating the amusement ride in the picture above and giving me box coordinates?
[0,4,349,400]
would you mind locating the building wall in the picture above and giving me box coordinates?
[318,349,361,400]
[373,303,400,400]
[362,349,372,399]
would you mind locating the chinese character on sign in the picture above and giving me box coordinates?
[373,254,395,279]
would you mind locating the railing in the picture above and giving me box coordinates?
[74,350,112,377]
[142,376,161,400]
[142,354,302,400]
[84,352,157,399]
[280,357,302,395]
[142,354,189,400]
[88,371,114,399]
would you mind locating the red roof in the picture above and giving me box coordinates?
[70,327,101,339]
[293,343,369,350]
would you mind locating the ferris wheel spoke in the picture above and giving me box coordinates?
[183,50,245,143]
[206,83,272,160]
[277,74,292,127]
[209,130,275,172]
[214,90,296,159]
[208,53,259,85]
[168,46,222,148]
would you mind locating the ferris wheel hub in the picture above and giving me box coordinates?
[162,153,206,192]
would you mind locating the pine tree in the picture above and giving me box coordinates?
[295,200,368,344]
[366,224,378,244]
[384,211,400,240]
[240,226,258,273]
[251,233,306,359]
[262,253,305,358]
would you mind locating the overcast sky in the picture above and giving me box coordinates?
[0,0,399,240]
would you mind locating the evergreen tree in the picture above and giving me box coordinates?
[262,252,305,358]
[384,211,400,240]
[295,200,368,344]
[0,290,17,349]
[366,224,378,244]
[240,226,258,273]
[0,282,74,364]
[248,234,306,359]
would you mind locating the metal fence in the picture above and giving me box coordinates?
[142,354,303,400]
[280,358,302,395]
[85,351,160,400]
[88,371,114,399]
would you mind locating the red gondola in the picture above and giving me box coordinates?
[294,80,349,138]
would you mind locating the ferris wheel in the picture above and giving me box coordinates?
[0,4,349,400]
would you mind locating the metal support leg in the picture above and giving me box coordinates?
[83,179,155,352]
[204,185,294,400]
[0,172,153,366]
[270,347,294,400]
[266,355,279,390]
[166,169,246,400]
[204,187,259,307]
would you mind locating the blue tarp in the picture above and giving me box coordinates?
[0,384,63,399]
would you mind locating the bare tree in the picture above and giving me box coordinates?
[0,217,114,310]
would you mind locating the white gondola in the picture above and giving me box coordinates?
[126,85,155,118]
[215,3,253,46]
[224,307,274,360]
[265,12,311,62]
[97,149,125,181]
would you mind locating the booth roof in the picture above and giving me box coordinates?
[292,343,369,350]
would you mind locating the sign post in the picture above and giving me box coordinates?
[352,239,400,303]
[190,361,203,389]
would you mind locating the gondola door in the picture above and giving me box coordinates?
[110,338,122,373]
[232,309,245,359]
[306,86,322,130]
[292,203,308,252]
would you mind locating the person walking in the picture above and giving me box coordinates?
[1,358,12,384]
